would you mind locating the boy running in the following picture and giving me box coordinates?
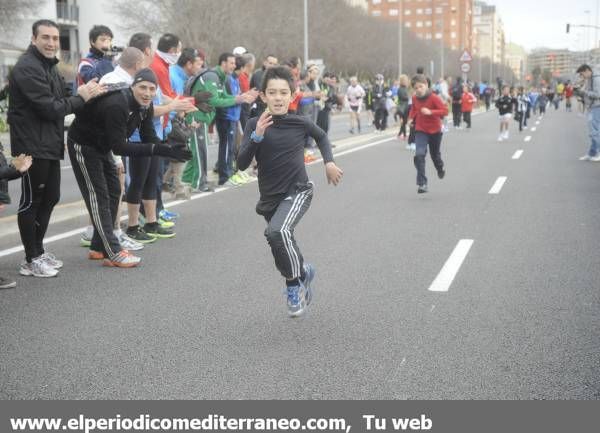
[495,85,514,141]
[237,66,343,317]
[406,74,448,194]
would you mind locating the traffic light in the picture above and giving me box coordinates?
[566,23,570,33]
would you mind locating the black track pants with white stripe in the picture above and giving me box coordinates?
[263,183,313,280]
[67,139,121,259]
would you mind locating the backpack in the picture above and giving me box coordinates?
[183,68,214,97]
[451,84,462,102]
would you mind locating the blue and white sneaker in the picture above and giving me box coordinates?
[301,263,315,306]
[159,209,179,221]
[286,283,307,318]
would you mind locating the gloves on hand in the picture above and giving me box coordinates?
[196,102,212,113]
[154,142,193,162]
[167,118,194,145]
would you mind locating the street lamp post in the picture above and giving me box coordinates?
[303,0,309,67]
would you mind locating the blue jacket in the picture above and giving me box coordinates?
[169,64,188,96]
[77,47,114,85]
[224,73,241,121]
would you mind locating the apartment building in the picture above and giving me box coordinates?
[366,0,474,52]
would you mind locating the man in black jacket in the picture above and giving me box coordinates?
[8,19,103,278]
[67,68,191,268]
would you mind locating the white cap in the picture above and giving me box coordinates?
[233,46,247,56]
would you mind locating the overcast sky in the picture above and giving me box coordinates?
[493,0,600,51]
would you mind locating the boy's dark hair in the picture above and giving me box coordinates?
[284,57,300,69]
[129,33,152,52]
[177,48,198,67]
[235,55,246,71]
[32,19,58,37]
[89,25,113,44]
[411,74,429,87]
[218,52,234,65]
[577,64,592,74]
[157,33,180,52]
[261,65,295,93]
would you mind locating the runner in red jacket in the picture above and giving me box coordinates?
[407,74,449,193]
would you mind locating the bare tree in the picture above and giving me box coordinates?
[0,0,41,33]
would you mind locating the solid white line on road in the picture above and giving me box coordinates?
[524,136,532,142]
[489,176,507,194]
[428,239,474,292]
[531,127,537,132]
[308,137,395,165]
[512,150,524,160]
[0,227,86,259]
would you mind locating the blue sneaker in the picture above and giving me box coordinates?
[301,263,315,306]
[286,283,307,317]
[159,209,179,221]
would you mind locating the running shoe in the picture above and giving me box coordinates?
[126,226,156,244]
[417,184,428,194]
[144,223,175,239]
[19,257,58,278]
[225,174,243,186]
[80,233,92,247]
[103,250,141,268]
[0,276,17,289]
[591,155,600,162]
[39,252,63,269]
[88,250,105,260]
[159,209,179,221]
[238,171,254,182]
[158,218,175,229]
[286,283,308,317]
[230,172,247,185]
[301,263,315,307]
[579,155,591,161]
[119,233,144,251]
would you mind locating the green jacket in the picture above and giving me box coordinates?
[186,66,237,125]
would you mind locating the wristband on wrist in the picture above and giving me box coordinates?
[251,130,264,142]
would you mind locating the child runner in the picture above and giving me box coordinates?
[406,74,448,194]
[495,85,514,141]
[461,83,477,129]
[237,66,344,317]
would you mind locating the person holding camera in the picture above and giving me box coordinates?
[67,69,192,268]
[575,64,600,162]
[77,25,118,86]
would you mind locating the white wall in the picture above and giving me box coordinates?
[77,0,130,57]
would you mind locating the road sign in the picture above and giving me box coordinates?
[461,63,471,73]
[459,49,473,63]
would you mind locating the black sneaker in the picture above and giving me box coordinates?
[126,226,157,244]
[0,276,16,289]
[144,223,175,239]
[418,184,428,194]
[437,169,445,179]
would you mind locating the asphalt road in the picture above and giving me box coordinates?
[0,105,599,399]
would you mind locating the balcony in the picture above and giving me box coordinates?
[56,3,79,26]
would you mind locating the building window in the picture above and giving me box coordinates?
[416,21,423,27]
[416,8,423,14]
[389,8,399,16]
[372,0,381,4]
[388,0,398,2]
[451,19,456,26]
[372,9,381,16]
[405,22,412,27]
[425,8,432,14]
[435,32,442,39]
[405,9,412,15]
[435,7,442,13]
[425,20,432,27]
[451,32,457,38]
[425,33,433,39]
